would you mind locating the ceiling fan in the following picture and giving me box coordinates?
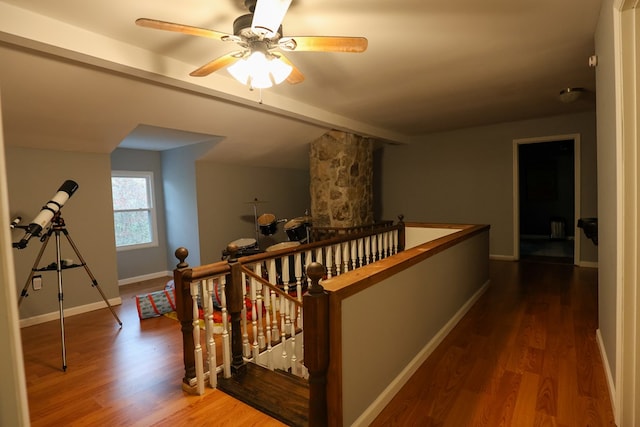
[136,0,368,89]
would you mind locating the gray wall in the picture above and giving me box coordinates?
[111,148,170,280]
[594,0,618,389]
[6,147,119,318]
[196,162,310,264]
[161,142,218,269]
[379,111,598,263]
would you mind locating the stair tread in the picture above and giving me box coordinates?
[218,363,309,427]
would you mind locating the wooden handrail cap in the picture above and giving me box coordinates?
[306,262,325,281]
[175,247,189,268]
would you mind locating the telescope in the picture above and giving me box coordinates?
[13,180,79,249]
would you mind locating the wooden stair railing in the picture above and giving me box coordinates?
[172,217,406,421]
[303,263,330,427]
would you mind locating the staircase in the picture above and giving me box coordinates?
[218,363,310,427]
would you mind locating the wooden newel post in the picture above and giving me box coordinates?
[225,244,247,376]
[303,262,329,427]
[173,247,195,387]
[397,214,406,252]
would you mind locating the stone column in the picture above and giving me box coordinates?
[309,130,373,227]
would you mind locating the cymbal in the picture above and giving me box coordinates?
[244,198,269,204]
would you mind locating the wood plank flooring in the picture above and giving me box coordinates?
[371,260,616,427]
[20,260,616,426]
[20,277,285,427]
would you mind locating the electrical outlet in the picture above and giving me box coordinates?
[32,275,42,291]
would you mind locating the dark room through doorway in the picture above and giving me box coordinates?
[517,139,575,263]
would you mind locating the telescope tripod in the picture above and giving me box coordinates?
[18,213,122,371]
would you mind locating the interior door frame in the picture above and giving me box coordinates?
[512,133,581,264]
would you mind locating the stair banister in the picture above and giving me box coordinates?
[173,247,195,388]
[226,244,248,376]
[303,262,330,426]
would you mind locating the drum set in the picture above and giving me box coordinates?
[222,199,313,259]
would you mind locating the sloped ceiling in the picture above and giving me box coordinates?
[0,0,601,169]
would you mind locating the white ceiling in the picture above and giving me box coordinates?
[0,0,601,169]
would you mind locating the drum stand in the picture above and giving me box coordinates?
[18,213,122,371]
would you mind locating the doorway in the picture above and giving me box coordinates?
[513,135,581,264]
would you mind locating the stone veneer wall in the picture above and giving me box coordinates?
[309,130,374,227]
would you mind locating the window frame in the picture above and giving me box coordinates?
[111,170,159,251]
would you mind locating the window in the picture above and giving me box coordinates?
[111,171,158,250]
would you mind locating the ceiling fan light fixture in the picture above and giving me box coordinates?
[227,57,251,85]
[227,50,292,89]
[251,0,292,38]
[269,56,293,84]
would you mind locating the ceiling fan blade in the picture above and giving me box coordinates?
[190,52,244,77]
[135,18,231,40]
[279,36,368,53]
[251,0,292,37]
[274,53,304,84]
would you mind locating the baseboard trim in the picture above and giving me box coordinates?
[596,328,618,424]
[352,279,491,426]
[490,254,516,261]
[578,260,599,268]
[19,297,122,328]
[118,271,172,286]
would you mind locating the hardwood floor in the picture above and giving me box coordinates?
[20,261,616,426]
[371,260,616,427]
[20,277,285,427]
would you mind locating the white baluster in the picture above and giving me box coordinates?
[372,233,378,261]
[351,239,357,270]
[289,299,297,375]
[268,259,279,341]
[268,258,277,285]
[393,229,399,254]
[377,233,384,260]
[365,235,371,265]
[295,251,303,327]
[335,243,342,275]
[250,271,259,361]
[280,288,288,370]
[204,278,217,388]
[255,264,265,349]
[357,237,364,267]
[282,253,290,288]
[220,276,231,378]
[262,275,274,370]
[241,272,250,358]
[342,241,350,273]
[315,247,324,268]
[191,282,205,395]
[326,245,334,278]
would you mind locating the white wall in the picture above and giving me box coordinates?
[594,0,619,398]
[380,112,598,263]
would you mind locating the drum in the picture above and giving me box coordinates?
[284,218,308,241]
[224,237,259,257]
[257,213,277,235]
